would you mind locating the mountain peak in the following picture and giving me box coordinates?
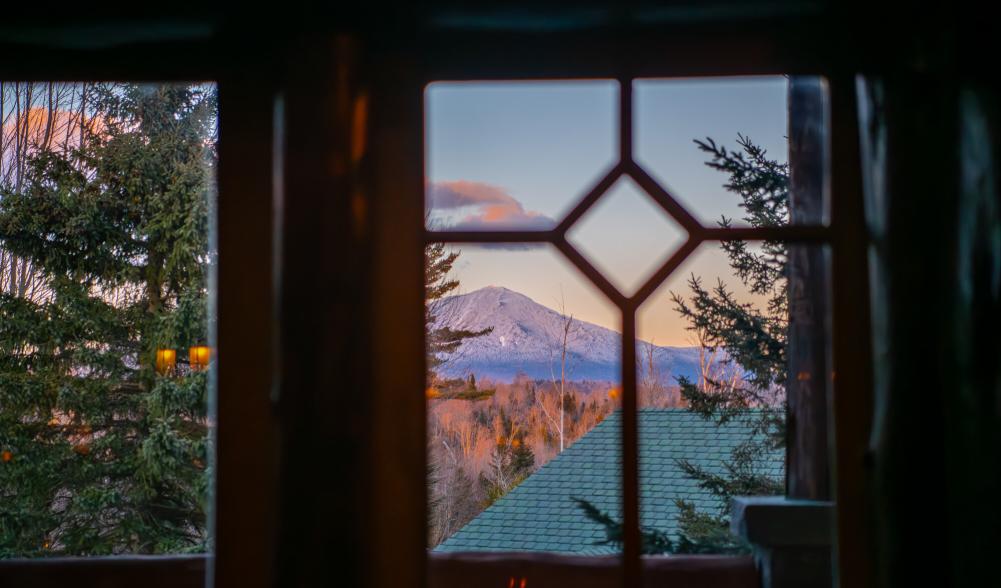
[456,285,539,307]
[433,286,699,382]
[471,285,521,295]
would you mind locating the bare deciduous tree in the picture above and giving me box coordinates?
[1,81,94,302]
[639,341,683,408]
[541,295,576,453]
[691,327,747,403]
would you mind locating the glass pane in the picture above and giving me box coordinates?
[426,243,622,555]
[635,76,828,228]
[565,175,688,297]
[633,240,830,554]
[425,81,617,231]
[0,82,216,556]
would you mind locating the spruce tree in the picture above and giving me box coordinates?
[0,83,216,556]
[668,135,788,550]
[424,242,490,383]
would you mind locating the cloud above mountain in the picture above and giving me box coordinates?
[428,180,555,230]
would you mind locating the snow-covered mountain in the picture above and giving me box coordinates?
[432,286,701,383]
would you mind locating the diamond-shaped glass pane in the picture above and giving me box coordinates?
[565,175,688,296]
[425,80,617,231]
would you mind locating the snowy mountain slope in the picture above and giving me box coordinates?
[431,286,701,382]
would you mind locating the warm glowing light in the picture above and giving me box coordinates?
[155,349,177,375]
[351,93,369,164]
[189,345,212,372]
[425,387,441,399]
[607,387,620,400]
[1,450,12,463]
[511,438,521,448]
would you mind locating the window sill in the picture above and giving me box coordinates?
[429,551,758,588]
[730,496,833,588]
[0,554,207,588]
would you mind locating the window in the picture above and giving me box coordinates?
[0,81,218,581]
[424,75,832,585]
[1,16,875,588]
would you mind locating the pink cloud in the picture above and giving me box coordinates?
[428,180,555,230]
[429,180,513,209]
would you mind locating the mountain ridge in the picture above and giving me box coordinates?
[432,286,701,383]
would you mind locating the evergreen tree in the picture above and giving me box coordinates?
[424,242,491,382]
[573,498,747,555]
[668,135,788,550]
[0,83,216,556]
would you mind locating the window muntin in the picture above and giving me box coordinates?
[425,73,831,575]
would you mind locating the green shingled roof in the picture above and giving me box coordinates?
[435,408,783,554]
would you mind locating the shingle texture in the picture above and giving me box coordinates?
[434,408,783,554]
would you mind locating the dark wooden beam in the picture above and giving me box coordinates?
[365,45,430,588]
[786,76,831,501]
[272,35,371,587]
[213,65,281,588]
[860,72,1001,587]
[828,74,873,588]
[945,81,1001,587]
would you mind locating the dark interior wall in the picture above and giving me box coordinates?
[859,74,1001,586]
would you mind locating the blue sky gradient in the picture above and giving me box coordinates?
[426,77,788,345]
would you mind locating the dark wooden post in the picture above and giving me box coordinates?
[862,73,957,587]
[727,76,853,588]
[828,74,873,588]
[946,84,1001,587]
[214,64,281,588]
[861,73,1001,587]
[366,49,429,588]
[786,76,832,501]
[273,35,373,587]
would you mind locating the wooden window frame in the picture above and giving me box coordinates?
[0,42,281,588]
[410,31,865,588]
[0,18,872,588]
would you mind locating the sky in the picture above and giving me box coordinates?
[425,77,788,346]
